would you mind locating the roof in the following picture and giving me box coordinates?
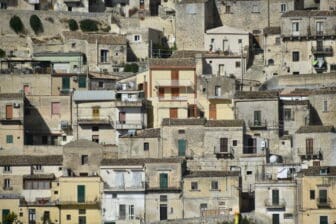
[311,88,336,95]
[23,174,55,180]
[73,90,116,101]
[281,100,309,106]
[162,118,206,126]
[64,139,104,148]
[63,31,127,45]
[296,125,334,134]
[0,93,24,100]
[234,91,279,99]
[101,158,183,166]
[33,52,84,57]
[184,171,240,178]
[179,0,208,3]
[263,26,281,35]
[282,10,336,18]
[89,72,120,80]
[0,155,62,166]
[298,166,336,177]
[170,50,205,58]
[120,128,160,138]
[205,120,244,127]
[149,58,195,68]
[206,25,249,35]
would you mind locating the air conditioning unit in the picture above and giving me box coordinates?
[13,103,20,108]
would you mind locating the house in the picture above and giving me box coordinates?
[183,171,241,218]
[88,72,120,90]
[263,26,283,77]
[297,166,336,224]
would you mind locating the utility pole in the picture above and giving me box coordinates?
[240,42,244,91]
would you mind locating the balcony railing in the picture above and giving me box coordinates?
[248,120,267,129]
[115,120,143,129]
[104,182,145,191]
[158,96,188,101]
[214,146,234,159]
[77,116,113,126]
[311,46,333,56]
[56,197,100,206]
[264,199,286,210]
[316,197,331,208]
[0,116,23,123]
[115,100,143,107]
[155,80,194,87]
[299,150,323,161]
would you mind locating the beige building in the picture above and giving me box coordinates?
[183,171,241,219]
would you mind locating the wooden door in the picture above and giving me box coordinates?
[6,105,13,120]
[159,88,164,99]
[169,108,178,119]
[306,138,314,154]
[160,204,168,220]
[171,70,179,80]
[171,87,179,99]
[209,103,216,120]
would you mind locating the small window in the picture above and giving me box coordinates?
[246,171,252,175]
[35,165,42,171]
[252,4,259,13]
[292,51,300,62]
[160,195,168,202]
[211,181,218,190]
[330,64,336,71]
[275,37,281,45]
[51,102,61,115]
[98,81,104,88]
[191,181,198,190]
[178,129,185,134]
[144,142,149,151]
[292,22,299,33]
[268,59,274,66]
[100,49,109,63]
[293,71,300,75]
[225,5,231,13]
[235,61,241,68]
[81,155,88,165]
[62,135,67,141]
[4,166,11,173]
[6,135,13,144]
[4,178,11,189]
[78,76,86,88]
[134,35,141,42]
[79,209,86,214]
[284,108,293,121]
[66,214,71,220]
[238,39,242,44]
[323,100,328,112]
[310,190,315,199]
[280,3,287,12]
[92,126,99,132]
[54,191,58,194]
[232,140,237,146]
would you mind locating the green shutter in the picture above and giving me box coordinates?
[62,77,70,90]
[77,185,85,203]
[272,190,279,205]
[6,135,13,144]
[2,209,10,224]
[78,76,86,88]
[159,173,168,189]
[178,139,186,156]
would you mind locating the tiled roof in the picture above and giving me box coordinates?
[149,58,195,68]
[184,171,240,178]
[298,166,336,176]
[63,31,127,45]
[23,174,55,180]
[89,72,120,80]
[282,10,336,17]
[170,50,205,58]
[135,128,160,138]
[234,91,279,99]
[311,88,336,95]
[0,93,24,99]
[33,52,84,57]
[0,155,62,166]
[296,125,334,134]
[162,118,206,126]
[101,158,183,166]
[205,120,244,127]
[64,139,104,148]
[282,100,309,105]
[263,26,281,35]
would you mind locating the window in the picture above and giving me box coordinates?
[160,173,168,189]
[160,195,168,202]
[78,76,86,88]
[280,3,287,12]
[320,216,328,224]
[252,4,259,13]
[211,181,218,190]
[98,81,104,88]
[310,190,315,199]
[200,203,207,210]
[268,59,274,66]
[284,108,293,121]
[238,39,242,44]
[77,185,85,203]
[246,171,252,175]
[144,142,149,151]
[178,129,185,134]
[275,37,281,45]
[6,135,13,144]
[78,216,86,224]
[272,189,279,205]
[92,107,100,119]
[100,49,109,63]
[191,182,198,190]
[3,166,11,173]
[66,214,71,220]
[92,135,99,144]
[35,165,42,171]
[3,179,11,189]
[119,111,126,123]
[220,138,228,153]
[215,86,221,96]
[253,110,262,126]
[292,22,299,34]
[292,51,300,62]
[272,214,280,224]
[129,205,135,219]
[319,189,328,204]
[235,61,241,68]
[51,102,60,115]
[92,126,99,132]
[134,35,141,42]
[178,139,186,156]
[225,5,231,13]
[81,155,88,165]
[119,204,126,220]
[316,21,324,35]
[323,100,328,112]
[62,77,70,90]
[306,138,314,155]
[232,140,237,146]
[330,64,336,71]
[29,209,36,224]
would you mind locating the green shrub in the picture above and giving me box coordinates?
[79,19,99,32]
[124,63,139,73]
[0,49,5,58]
[30,15,43,35]
[9,16,24,34]
[68,19,78,31]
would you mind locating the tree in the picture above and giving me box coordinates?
[3,211,18,224]
[30,15,44,35]
[0,49,5,58]
[79,19,99,32]
[9,16,24,34]
[124,63,139,73]
[68,19,78,31]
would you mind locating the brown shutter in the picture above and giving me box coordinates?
[306,138,313,154]
[209,104,216,120]
[6,105,13,120]
[170,108,178,119]
[172,88,179,98]
[159,88,165,98]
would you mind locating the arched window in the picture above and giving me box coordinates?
[268,59,274,66]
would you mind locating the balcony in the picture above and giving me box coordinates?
[159,96,188,101]
[27,0,39,4]
[215,146,234,159]
[248,120,267,129]
[59,88,72,96]
[299,151,323,161]
[77,116,113,126]
[155,80,194,88]
[115,120,143,129]
[316,197,331,208]
[56,198,100,207]
[115,100,143,107]
[264,199,286,210]
[312,46,333,56]
[0,116,23,124]
[104,182,145,191]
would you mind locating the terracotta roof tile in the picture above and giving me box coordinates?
[205,120,244,127]
[184,171,240,178]
[282,10,336,17]
[0,155,62,166]
[263,26,281,35]
[101,158,183,166]
[149,58,195,68]
[235,91,279,99]
[162,118,206,126]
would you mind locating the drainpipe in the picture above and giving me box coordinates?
[267,0,270,28]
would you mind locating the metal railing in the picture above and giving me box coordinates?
[155,80,194,87]
[311,46,333,56]
[316,197,331,208]
[104,181,145,191]
[158,96,188,101]
[77,116,113,126]
[115,120,143,129]
[248,120,267,128]
[264,199,286,209]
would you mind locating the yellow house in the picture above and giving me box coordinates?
[183,171,241,219]
[0,195,20,224]
[56,176,102,224]
[147,58,202,127]
[297,166,336,224]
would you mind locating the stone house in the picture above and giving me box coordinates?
[88,72,119,90]
[297,166,336,224]
[281,11,336,75]
[0,93,24,151]
[263,26,283,77]
[183,171,241,218]
[294,125,336,166]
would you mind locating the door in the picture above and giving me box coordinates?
[218,64,224,76]
[62,77,70,90]
[159,173,168,189]
[6,105,13,120]
[319,189,327,203]
[178,139,186,156]
[159,88,165,99]
[119,112,126,124]
[92,107,100,120]
[220,138,228,153]
[28,209,36,224]
[272,214,279,224]
[169,108,178,119]
[254,111,261,126]
[171,87,179,99]
[272,190,279,205]
[209,104,216,120]
[171,70,179,80]
[2,209,10,224]
[306,138,314,155]
[77,185,85,203]
[160,204,168,220]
